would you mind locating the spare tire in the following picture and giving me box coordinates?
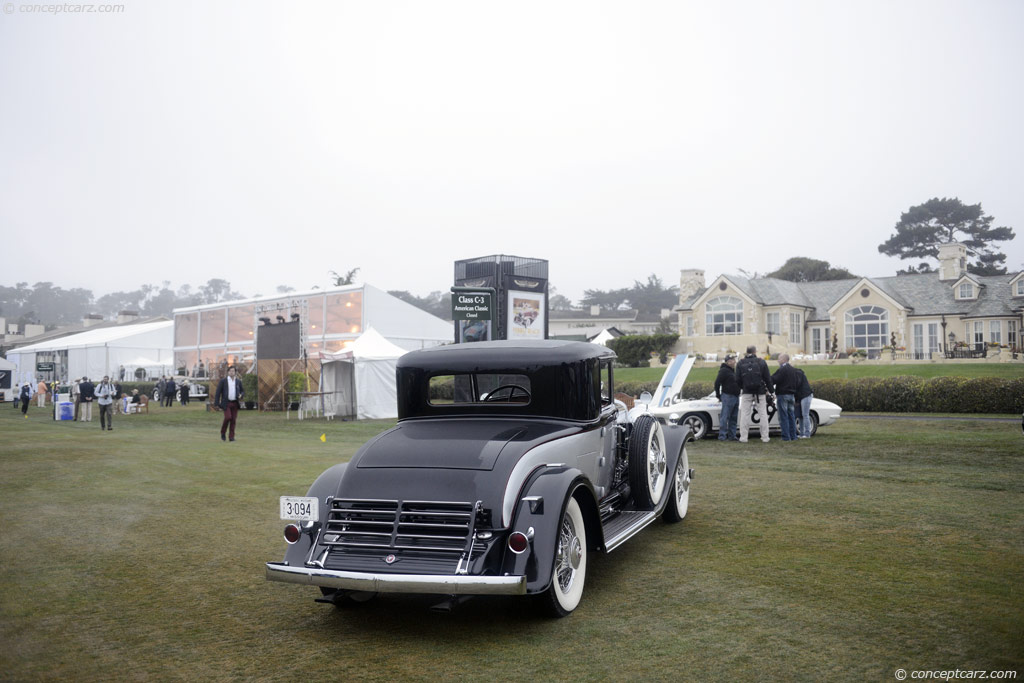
[628,415,668,510]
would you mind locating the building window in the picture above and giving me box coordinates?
[1016,280,1024,297]
[705,296,743,335]
[1009,320,1018,348]
[958,283,973,299]
[973,321,984,350]
[928,323,939,356]
[990,321,1001,344]
[844,306,889,356]
[789,312,802,344]
[766,312,781,335]
[685,316,694,337]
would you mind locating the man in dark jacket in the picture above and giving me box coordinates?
[735,345,774,443]
[771,353,799,441]
[795,366,814,438]
[164,377,176,407]
[214,367,244,442]
[714,354,741,441]
[79,377,95,422]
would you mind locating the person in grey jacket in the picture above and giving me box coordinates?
[95,375,116,431]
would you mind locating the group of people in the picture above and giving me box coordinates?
[714,345,815,443]
[155,376,191,407]
[15,369,246,442]
[17,376,121,430]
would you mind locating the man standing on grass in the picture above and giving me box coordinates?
[771,353,799,442]
[714,354,741,441]
[96,375,115,431]
[736,345,774,443]
[36,378,47,407]
[79,377,95,422]
[215,366,244,442]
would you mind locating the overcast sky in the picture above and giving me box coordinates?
[1,0,1021,306]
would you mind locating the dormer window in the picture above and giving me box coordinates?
[1016,279,1024,297]
[958,283,973,299]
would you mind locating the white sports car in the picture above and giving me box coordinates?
[636,356,842,440]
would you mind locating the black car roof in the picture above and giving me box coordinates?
[398,340,616,372]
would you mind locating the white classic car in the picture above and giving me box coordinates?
[637,355,842,440]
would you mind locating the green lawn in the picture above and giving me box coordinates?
[1,404,1021,681]
[617,362,1024,385]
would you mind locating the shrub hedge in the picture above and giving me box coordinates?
[616,375,1023,414]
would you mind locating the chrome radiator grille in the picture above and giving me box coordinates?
[323,499,477,554]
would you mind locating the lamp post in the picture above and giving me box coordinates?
[940,315,947,355]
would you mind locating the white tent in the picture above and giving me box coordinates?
[0,356,15,401]
[319,327,408,420]
[5,321,173,384]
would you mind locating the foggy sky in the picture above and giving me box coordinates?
[1,0,1021,305]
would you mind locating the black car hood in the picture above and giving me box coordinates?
[353,418,579,471]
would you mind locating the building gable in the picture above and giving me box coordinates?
[828,279,908,316]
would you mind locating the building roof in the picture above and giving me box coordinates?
[8,320,174,353]
[549,308,638,322]
[678,271,1024,321]
[2,316,169,351]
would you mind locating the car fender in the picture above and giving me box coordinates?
[660,422,692,470]
[281,463,348,567]
[500,466,600,595]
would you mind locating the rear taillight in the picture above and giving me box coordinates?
[283,524,301,544]
[507,531,529,554]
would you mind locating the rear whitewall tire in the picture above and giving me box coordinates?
[541,496,588,617]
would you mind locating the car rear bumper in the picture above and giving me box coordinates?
[265,562,527,595]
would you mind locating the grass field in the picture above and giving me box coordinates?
[1,404,1021,681]
[616,361,1024,385]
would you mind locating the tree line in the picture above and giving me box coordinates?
[3,197,1015,329]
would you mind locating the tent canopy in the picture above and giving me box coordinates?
[320,327,408,420]
[5,321,173,384]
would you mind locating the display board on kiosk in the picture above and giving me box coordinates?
[453,255,548,342]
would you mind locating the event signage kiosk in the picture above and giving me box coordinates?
[453,255,549,343]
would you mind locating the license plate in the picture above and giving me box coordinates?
[280,496,319,521]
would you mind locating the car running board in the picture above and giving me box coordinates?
[601,510,660,552]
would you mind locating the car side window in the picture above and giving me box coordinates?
[599,360,613,407]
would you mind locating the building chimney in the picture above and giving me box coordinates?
[82,314,104,328]
[937,242,967,281]
[117,310,140,324]
[679,269,706,306]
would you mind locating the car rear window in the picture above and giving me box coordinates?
[428,373,532,406]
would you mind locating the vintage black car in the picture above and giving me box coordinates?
[266,340,694,616]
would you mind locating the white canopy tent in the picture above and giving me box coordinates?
[0,356,16,401]
[5,321,173,384]
[122,355,177,380]
[319,327,408,420]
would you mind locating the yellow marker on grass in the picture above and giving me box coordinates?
[320,433,326,443]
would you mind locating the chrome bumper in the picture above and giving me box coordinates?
[265,562,527,596]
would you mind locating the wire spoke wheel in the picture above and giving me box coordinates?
[541,496,587,617]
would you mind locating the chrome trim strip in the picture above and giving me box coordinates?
[266,562,527,595]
